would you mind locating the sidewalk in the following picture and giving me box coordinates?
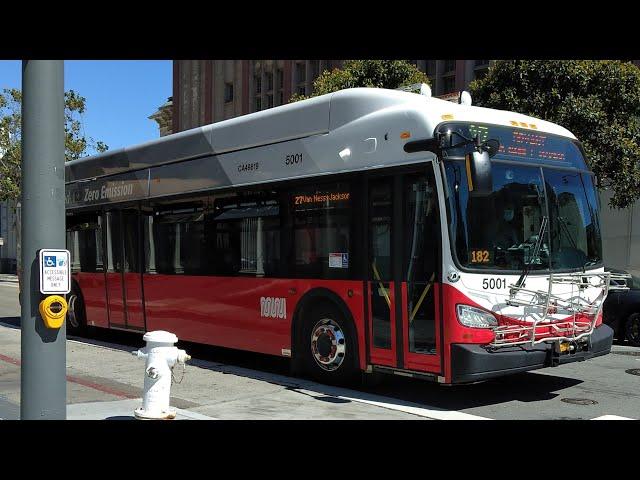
[0,320,436,420]
[0,324,217,420]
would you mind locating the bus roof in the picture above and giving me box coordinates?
[65,87,576,183]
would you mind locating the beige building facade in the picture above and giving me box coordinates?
[169,60,491,133]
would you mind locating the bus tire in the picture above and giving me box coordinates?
[299,302,359,386]
[66,286,86,337]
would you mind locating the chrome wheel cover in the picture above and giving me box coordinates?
[310,318,346,372]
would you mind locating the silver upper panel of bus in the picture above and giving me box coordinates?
[65,88,576,209]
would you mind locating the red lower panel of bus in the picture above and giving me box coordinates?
[402,282,442,372]
[440,283,604,382]
[441,283,495,382]
[73,272,109,328]
[123,272,145,330]
[105,272,125,327]
[141,275,367,369]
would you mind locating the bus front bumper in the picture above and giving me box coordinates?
[450,324,614,384]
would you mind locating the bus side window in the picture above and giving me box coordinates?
[66,213,104,274]
[290,182,352,279]
[147,201,207,275]
[210,190,282,278]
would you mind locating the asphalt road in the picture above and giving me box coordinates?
[1,280,638,420]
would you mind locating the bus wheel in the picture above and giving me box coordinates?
[66,289,86,336]
[625,313,640,347]
[299,304,358,385]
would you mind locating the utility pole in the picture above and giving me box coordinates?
[20,60,66,420]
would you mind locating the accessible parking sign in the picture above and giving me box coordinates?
[39,249,71,294]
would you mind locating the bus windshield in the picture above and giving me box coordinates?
[441,124,602,272]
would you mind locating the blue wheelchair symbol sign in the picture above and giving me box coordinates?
[44,255,56,267]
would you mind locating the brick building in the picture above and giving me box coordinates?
[169,60,491,133]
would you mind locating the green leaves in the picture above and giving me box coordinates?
[292,60,430,101]
[0,88,108,202]
[471,60,640,208]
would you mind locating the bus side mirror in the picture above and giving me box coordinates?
[465,150,493,196]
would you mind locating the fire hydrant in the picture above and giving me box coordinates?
[132,331,191,420]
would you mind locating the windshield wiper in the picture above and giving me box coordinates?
[514,216,548,289]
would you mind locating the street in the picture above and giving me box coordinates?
[0,280,638,420]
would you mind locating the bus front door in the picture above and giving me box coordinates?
[104,210,146,331]
[367,178,397,367]
[367,169,442,375]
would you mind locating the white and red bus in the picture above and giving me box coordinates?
[64,86,623,385]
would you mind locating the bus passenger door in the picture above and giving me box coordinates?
[367,178,397,367]
[401,170,441,373]
[104,210,146,331]
[366,167,442,374]
[105,211,126,328]
[122,210,145,330]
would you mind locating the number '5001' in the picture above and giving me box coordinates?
[482,278,507,289]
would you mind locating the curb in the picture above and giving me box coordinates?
[611,350,640,357]
[611,345,640,357]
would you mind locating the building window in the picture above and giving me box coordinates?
[475,60,489,67]
[278,91,284,105]
[444,60,455,73]
[266,71,273,91]
[224,83,234,103]
[255,96,262,111]
[297,85,306,96]
[443,75,456,94]
[426,60,437,76]
[266,94,273,109]
[254,75,261,94]
[474,69,488,81]
[310,60,321,80]
[295,62,306,83]
[277,69,284,89]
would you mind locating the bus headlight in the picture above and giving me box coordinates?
[456,304,498,328]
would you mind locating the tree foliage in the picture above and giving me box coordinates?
[0,88,108,202]
[291,60,430,101]
[469,60,640,209]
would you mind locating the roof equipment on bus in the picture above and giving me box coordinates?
[396,83,432,97]
[459,91,472,106]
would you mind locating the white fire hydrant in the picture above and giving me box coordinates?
[132,331,191,420]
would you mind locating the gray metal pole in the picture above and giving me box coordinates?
[20,60,66,420]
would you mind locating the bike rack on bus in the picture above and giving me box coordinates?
[489,271,631,348]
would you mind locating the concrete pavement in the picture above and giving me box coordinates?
[0,321,438,420]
